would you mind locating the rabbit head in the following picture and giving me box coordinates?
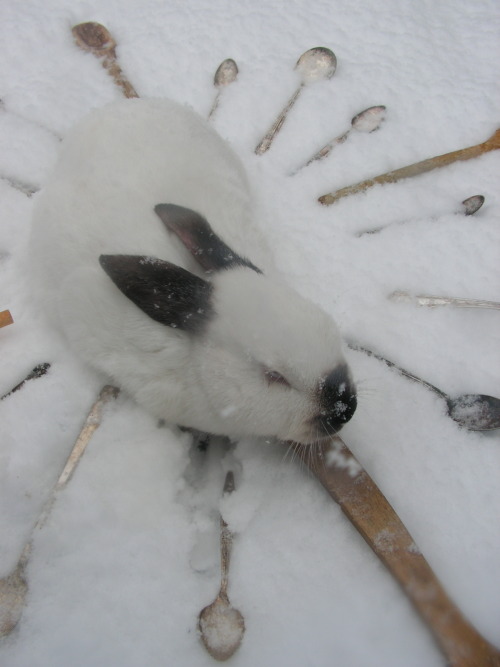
[100,203,357,444]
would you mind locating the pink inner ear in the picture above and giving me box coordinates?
[172,225,201,255]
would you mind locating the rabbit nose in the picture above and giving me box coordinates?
[315,365,357,434]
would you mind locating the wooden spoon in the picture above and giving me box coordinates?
[319,128,500,205]
[297,437,500,667]
[0,310,13,328]
[72,22,139,99]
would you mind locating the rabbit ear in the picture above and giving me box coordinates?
[154,203,262,274]
[99,254,214,332]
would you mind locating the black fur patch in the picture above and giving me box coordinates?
[99,254,214,333]
[154,203,262,274]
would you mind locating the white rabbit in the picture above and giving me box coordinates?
[29,98,356,444]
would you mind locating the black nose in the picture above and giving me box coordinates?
[315,364,357,434]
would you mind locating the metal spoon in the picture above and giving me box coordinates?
[358,194,485,236]
[349,343,500,431]
[319,127,500,205]
[292,105,386,174]
[255,47,337,155]
[72,22,139,99]
[199,471,245,661]
[0,385,119,637]
[1,363,51,400]
[389,291,500,310]
[208,59,239,120]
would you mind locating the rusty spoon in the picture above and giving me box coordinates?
[72,22,139,99]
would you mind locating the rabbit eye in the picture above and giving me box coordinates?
[264,369,291,388]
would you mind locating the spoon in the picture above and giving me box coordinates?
[0,385,119,637]
[296,436,500,667]
[255,47,337,155]
[389,290,500,311]
[208,59,239,120]
[319,127,500,205]
[198,471,245,661]
[349,343,500,431]
[292,105,386,174]
[358,194,485,236]
[72,22,139,99]
[1,363,51,400]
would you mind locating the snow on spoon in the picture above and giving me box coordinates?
[208,58,239,120]
[292,105,386,173]
[255,47,337,155]
[0,386,119,638]
[71,22,139,99]
[198,471,245,661]
[349,344,500,431]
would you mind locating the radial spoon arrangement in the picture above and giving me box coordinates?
[208,58,239,120]
[319,127,500,205]
[199,471,245,661]
[0,385,119,637]
[349,344,500,431]
[292,105,386,174]
[72,22,139,99]
[297,437,500,667]
[358,194,484,236]
[255,47,337,155]
[389,291,500,310]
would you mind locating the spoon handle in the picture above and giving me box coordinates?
[390,291,500,310]
[348,343,448,399]
[319,128,500,205]
[255,85,303,155]
[301,438,500,667]
[219,471,235,597]
[292,130,350,174]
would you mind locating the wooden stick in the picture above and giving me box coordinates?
[0,310,14,328]
[319,128,500,205]
[72,22,139,99]
[299,437,500,667]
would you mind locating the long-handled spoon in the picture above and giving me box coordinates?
[1,363,51,400]
[208,59,239,120]
[389,291,500,310]
[255,47,337,155]
[349,343,500,431]
[0,310,13,329]
[358,194,484,236]
[198,471,245,661]
[319,127,500,205]
[296,436,500,667]
[0,385,119,637]
[72,22,139,99]
[292,105,386,174]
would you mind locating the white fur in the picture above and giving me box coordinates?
[29,98,352,443]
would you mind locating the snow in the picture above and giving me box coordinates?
[0,0,499,665]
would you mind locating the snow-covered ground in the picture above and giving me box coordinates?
[1,1,499,665]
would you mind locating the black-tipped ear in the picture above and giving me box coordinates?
[154,203,262,274]
[99,255,214,332]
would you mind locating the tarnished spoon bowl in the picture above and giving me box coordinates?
[447,394,500,431]
[199,592,245,661]
[295,46,337,83]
